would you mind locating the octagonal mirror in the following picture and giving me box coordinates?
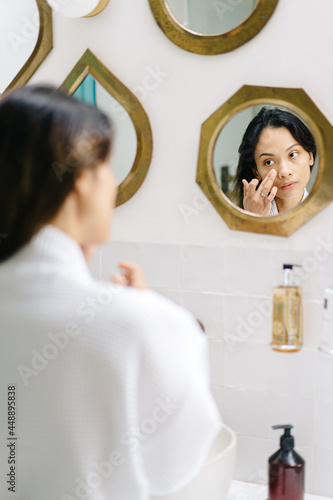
[59,50,153,207]
[148,0,279,55]
[0,0,52,94]
[196,85,333,236]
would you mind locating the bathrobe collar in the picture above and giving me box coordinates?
[23,223,94,284]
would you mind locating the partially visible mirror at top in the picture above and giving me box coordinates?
[149,0,278,54]
[167,0,259,35]
[73,75,137,186]
[213,105,319,217]
[0,0,52,94]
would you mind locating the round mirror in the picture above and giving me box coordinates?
[149,0,279,55]
[167,0,259,36]
[73,75,138,186]
[213,105,319,217]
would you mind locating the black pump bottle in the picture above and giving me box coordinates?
[268,425,305,500]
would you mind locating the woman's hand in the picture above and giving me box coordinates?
[111,261,148,290]
[242,169,278,216]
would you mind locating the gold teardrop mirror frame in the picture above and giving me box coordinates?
[148,0,279,55]
[1,0,53,95]
[196,85,333,237]
[59,49,153,207]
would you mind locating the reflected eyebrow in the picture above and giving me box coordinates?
[286,143,299,151]
[259,143,299,158]
[259,152,274,158]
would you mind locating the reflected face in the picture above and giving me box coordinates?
[254,127,313,201]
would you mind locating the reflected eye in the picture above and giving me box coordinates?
[264,159,274,166]
[290,151,298,158]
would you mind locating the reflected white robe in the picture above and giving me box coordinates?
[269,187,309,216]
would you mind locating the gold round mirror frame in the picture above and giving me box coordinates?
[196,85,333,237]
[59,49,153,207]
[1,0,53,95]
[148,0,279,55]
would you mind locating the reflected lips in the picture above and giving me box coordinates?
[280,182,297,190]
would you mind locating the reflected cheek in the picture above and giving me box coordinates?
[258,170,271,182]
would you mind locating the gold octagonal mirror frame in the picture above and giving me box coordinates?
[59,49,153,207]
[148,0,279,55]
[196,85,333,237]
[2,0,53,95]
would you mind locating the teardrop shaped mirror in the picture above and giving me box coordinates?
[60,50,153,207]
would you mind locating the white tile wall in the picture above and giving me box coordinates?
[221,388,268,439]
[140,243,181,289]
[223,343,270,392]
[180,291,224,338]
[233,436,271,484]
[181,245,226,293]
[223,295,271,345]
[314,448,333,497]
[267,348,316,399]
[314,399,333,450]
[224,247,273,296]
[315,352,333,400]
[207,338,224,386]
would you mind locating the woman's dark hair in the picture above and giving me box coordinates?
[228,107,317,208]
[0,84,112,262]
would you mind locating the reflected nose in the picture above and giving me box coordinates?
[277,161,292,178]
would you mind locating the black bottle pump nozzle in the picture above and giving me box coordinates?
[269,425,304,500]
[272,424,294,451]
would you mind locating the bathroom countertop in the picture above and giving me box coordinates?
[226,480,333,500]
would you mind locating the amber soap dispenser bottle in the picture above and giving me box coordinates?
[272,264,302,352]
[269,425,305,500]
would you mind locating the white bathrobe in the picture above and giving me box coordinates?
[269,187,309,216]
[0,224,222,500]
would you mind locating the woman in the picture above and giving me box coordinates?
[0,86,222,499]
[229,107,316,216]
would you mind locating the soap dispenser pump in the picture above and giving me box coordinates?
[269,425,305,500]
[272,264,302,352]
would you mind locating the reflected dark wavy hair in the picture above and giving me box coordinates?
[228,107,317,208]
[0,84,112,262]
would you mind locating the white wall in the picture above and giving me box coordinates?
[18,0,333,495]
